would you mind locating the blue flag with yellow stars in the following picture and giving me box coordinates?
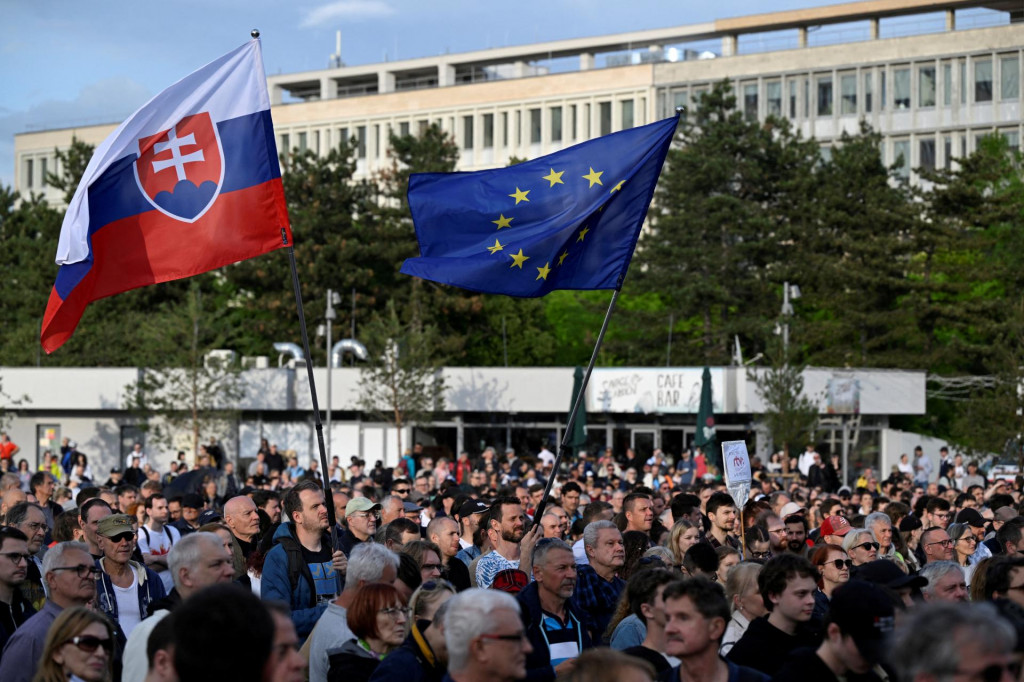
[400,114,678,297]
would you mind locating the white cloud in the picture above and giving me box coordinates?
[300,0,396,28]
[0,77,150,189]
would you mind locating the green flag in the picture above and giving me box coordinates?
[694,366,719,473]
[567,366,587,456]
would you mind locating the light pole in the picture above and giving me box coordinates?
[325,289,340,460]
[780,281,801,354]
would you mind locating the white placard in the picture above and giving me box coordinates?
[722,440,751,485]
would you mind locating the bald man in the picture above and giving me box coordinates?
[1,488,27,522]
[223,496,261,559]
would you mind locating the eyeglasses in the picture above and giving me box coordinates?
[853,542,880,552]
[106,532,135,544]
[379,606,411,620]
[350,511,380,520]
[392,488,410,495]
[65,635,114,654]
[954,661,1022,682]
[421,563,442,572]
[750,551,773,559]
[21,522,48,533]
[0,552,30,564]
[826,559,854,570]
[925,539,953,548]
[51,565,101,579]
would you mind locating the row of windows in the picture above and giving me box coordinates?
[277,99,643,162]
[668,52,1022,122]
[21,156,52,190]
[870,128,1019,178]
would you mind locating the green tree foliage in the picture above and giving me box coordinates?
[754,339,819,469]
[357,300,445,456]
[622,81,820,366]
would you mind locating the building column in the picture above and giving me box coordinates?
[945,9,955,31]
[513,60,529,78]
[378,70,395,94]
[320,77,336,100]
[870,18,879,39]
[270,84,284,105]
[722,34,737,57]
[438,63,456,87]
[580,52,595,70]
[798,27,808,48]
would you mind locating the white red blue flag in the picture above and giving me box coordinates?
[41,39,291,353]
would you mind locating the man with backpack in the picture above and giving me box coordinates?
[261,479,348,641]
[136,494,180,593]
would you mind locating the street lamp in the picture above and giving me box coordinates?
[780,281,801,354]
[324,289,341,460]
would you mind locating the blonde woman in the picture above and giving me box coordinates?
[667,519,700,568]
[720,562,765,656]
[33,606,114,682]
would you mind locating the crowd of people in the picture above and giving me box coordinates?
[0,436,1023,682]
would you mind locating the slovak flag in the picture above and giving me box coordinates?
[41,39,291,353]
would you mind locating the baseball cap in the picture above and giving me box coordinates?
[403,501,423,513]
[780,502,805,519]
[345,498,381,516]
[491,569,529,594]
[97,514,135,538]
[820,515,852,537]
[198,510,222,525]
[855,559,928,591]
[456,500,489,520]
[995,507,1019,523]
[828,580,895,663]
[955,508,986,528]
[182,493,204,510]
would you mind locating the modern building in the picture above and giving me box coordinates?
[0,363,929,486]
[13,0,1024,204]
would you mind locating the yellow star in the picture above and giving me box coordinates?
[509,187,530,204]
[492,214,513,230]
[610,180,625,193]
[582,167,604,188]
[577,226,590,242]
[542,168,565,187]
[536,262,551,281]
[509,249,530,269]
[558,251,568,266]
[486,238,505,255]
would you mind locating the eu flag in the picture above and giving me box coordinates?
[400,114,678,297]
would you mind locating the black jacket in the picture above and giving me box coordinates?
[726,615,822,676]
[771,647,884,682]
[337,527,369,558]
[516,581,593,682]
[368,621,445,682]
[0,588,36,660]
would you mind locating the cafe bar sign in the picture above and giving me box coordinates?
[588,368,725,414]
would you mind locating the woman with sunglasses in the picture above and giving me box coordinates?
[327,583,409,681]
[948,522,979,587]
[810,545,850,622]
[842,528,879,567]
[33,606,114,682]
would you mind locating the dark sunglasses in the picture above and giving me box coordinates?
[66,635,114,653]
[853,542,879,552]
[392,488,410,494]
[826,559,854,570]
[107,532,135,544]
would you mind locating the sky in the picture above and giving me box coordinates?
[0,0,841,188]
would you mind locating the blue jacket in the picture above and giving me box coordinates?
[516,581,593,682]
[261,522,332,640]
[94,558,166,646]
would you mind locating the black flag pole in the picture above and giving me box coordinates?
[531,287,622,528]
[256,27,337,550]
[283,228,338,546]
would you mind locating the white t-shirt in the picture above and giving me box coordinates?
[113,570,142,637]
[137,524,180,593]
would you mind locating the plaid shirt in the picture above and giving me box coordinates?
[573,564,625,642]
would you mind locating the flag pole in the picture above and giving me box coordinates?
[283,220,338,545]
[532,287,622,528]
